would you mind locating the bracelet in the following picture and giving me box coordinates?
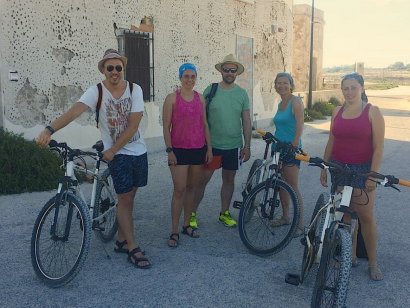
[244,146,251,149]
[45,125,55,135]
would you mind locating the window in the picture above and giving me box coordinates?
[117,30,154,102]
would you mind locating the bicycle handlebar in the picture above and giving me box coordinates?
[256,129,305,155]
[49,139,103,159]
[294,153,410,189]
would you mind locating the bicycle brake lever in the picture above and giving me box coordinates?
[308,163,324,169]
[389,184,400,192]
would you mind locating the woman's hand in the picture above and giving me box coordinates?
[320,169,328,187]
[365,178,377,192]
[167,152,177,166]
[205,149,213,164]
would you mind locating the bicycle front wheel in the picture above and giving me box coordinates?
[93,168,118,242]
[244,159,263,196]
[311,227,352,308]
[238,179,300,255]
[301,193,328,282]
[31,191,92,288]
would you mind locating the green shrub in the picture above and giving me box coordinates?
[304,109,325,121]
[0,128,63,195]
[328,96,341,106]
[312,101,335,116]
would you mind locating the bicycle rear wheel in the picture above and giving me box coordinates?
[300,193,328,282]
[31,191,91,288]
[238,179,300,255]
[93,168,118,242]
[311,227,352,308]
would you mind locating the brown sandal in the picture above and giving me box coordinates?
[168,233,179,247]
[182,225,200,238]
[127,247,151,269]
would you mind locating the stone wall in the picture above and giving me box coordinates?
[0,0,294,150]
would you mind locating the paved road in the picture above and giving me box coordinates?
[1,87,410,307]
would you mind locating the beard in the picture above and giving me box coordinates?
[222,75,236,84]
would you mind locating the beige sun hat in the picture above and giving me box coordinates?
[215,54,245,75]
[98,49,128,73]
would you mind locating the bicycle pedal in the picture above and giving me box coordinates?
[285,273,301,286]
[233,201,242,209]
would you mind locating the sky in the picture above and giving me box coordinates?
[293,0,410,68]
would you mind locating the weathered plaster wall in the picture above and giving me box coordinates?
[0,0,293,149]
[292,4,324,92]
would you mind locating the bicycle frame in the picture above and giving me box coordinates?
[50,142,115,236]
[307,184,356,264]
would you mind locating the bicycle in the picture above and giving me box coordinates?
[31,140,118,288]
[236,129,301,256]
[285,154,410,308]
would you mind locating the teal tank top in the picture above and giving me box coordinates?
[273,99,302,147]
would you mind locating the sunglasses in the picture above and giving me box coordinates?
[222,68,237,74]
[106,65,123,72]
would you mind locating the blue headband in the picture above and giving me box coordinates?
[179,63,197,79]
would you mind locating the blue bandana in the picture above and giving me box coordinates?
[179,63,197,79]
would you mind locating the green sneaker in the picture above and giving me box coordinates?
[189,212,198,228]
[219,210,237,227]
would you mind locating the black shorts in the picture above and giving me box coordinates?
[205,147,241,171]
[173,145,207,165]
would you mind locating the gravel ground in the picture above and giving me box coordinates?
[1,87,410,307]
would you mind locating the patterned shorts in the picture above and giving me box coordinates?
[108,153,148,194]
[330,159,371,192]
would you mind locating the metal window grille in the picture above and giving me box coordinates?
[118,30,154,102]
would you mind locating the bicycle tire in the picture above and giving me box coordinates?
[238,179,300,256]
[93,168,118,242]
[245,159,263,196]
[301,193,328,282]
[31,191,92,288]
[311,227,352,308]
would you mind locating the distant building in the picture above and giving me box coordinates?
[292,4,324,92]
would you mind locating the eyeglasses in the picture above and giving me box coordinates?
[106,65,123,72]
[182,74,197,80]
[222,68,238,74]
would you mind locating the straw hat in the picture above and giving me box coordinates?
[97,49,128,73]
[215,54,244,75]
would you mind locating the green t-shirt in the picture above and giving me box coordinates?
[203,84,250,149]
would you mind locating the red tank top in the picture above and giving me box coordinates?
[331,104,373,163]
[171,90,206,149]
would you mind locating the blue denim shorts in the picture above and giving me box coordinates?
[108,153,148,194]
[330,159,371,191]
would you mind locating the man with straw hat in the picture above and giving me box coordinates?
[37,49,151,269]
[191,54,252,228]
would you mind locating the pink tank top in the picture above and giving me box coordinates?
[332,104,373,164]
[171,90,206,149]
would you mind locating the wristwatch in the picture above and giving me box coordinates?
[166,147,173,153]
[45,125,55,135]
